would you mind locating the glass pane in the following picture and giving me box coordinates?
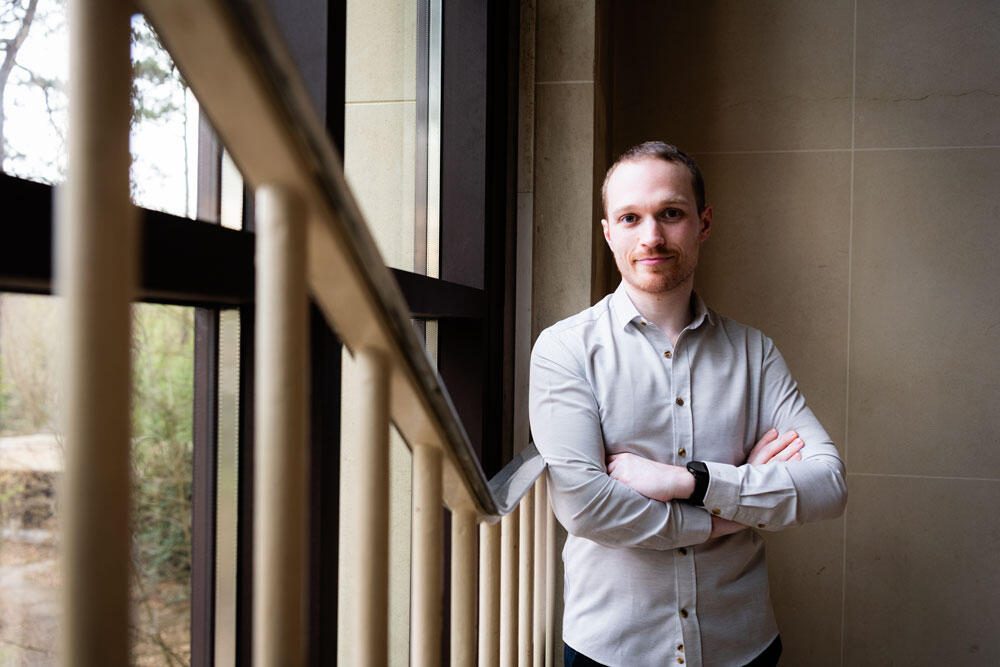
[0,293,62,662]
[343,0,419,273]
[214,309,240,667]
[0,0,69,183]
[0,5,197,218]
[0,294,195,664]
[130,302,194,665]
[219,150,244,231]
[130,14,198,218]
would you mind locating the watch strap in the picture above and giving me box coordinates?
[685,460,709,507]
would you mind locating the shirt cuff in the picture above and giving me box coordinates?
[677,502,713,546]
[701,461,741,520]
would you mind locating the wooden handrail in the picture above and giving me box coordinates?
[138,0,542,523]
[59,0,556,663]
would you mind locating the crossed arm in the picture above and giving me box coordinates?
[530,329,847,550]
[607,429,804,538]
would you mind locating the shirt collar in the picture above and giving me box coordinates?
[609,282,717,332]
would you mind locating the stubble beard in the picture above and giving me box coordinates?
[618,248,699,296]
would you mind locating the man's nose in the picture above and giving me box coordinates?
[638,216,665,246]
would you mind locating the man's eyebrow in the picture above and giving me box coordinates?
[610,196,690,217]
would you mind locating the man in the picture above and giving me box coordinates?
[528,141,847,666]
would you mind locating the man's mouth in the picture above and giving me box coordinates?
[635,255,674,265]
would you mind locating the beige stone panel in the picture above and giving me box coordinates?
[609,1,853,153]
[854,0,1000,148]
[764,517,844,666]
[849,149,1000,477]
[535,0,595,84]
[343,101,416,272]
[845,475,1000,665]
[695,152,851,447]
[532,82,594,337]
[345,0,416,103]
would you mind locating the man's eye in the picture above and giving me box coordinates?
[661,208,682,219]
[620,214,637,224]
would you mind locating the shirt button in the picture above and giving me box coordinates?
[711,508,721,515]
[678,644,684,652]
[675,397,684,406]
[680,608,689,618]
[678,448,686,457]
[663,350,672,358]
[677,547,687,555]
[758,523,766,528]
[677,659,684,664]
[641,320,647,326]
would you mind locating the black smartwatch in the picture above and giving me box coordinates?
[685,460,709,507]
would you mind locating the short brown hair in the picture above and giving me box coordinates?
[601,141,706,216]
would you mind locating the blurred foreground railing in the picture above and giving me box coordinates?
[58,0,555,665]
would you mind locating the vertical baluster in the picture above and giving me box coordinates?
[500,508,519,667]
[451,508,477,666]
[532,476,547,667]
[545,483,557,667]
[253,185,308,664]
[351,348,391,665]
[479,520,501,667]
[59,0,133,663]
[518,488,534,666]
[411,445,443,666]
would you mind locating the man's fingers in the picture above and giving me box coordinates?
[771,437,804,462]
[746,428,778,461]
[607,452,633,477]
[747,429,798,465]
[790,452,802,461]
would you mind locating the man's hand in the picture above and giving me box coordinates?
[746,428,803,465]
[606,453,695,503]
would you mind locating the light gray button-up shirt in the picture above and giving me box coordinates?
[529,284,847,666]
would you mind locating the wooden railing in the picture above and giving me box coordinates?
[58,0,555,664]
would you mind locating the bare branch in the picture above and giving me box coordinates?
[0,0,40,166]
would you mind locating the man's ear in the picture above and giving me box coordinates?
[601,218,611,246]
[698,205,713,242]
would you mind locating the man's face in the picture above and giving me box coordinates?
[601,157,712,297]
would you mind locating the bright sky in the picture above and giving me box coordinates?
[3,1,197,218]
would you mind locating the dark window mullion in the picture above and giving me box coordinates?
[191,308,220,667]
[191,107,223,667]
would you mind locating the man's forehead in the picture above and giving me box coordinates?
[606,159,696,209]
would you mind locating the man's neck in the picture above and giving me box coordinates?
[624,280,695,346]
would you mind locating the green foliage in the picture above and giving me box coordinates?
[132,305,194,445]
[130,16,185,127]
[129,304,195,664]
[130,304,194,584]
[132,436,192,584]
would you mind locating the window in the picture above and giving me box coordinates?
[0,0,522,662]
[0,5,249,662]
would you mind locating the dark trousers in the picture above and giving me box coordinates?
[564,635,782,667]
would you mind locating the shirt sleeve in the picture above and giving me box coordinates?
[700,336,847,529]
[529,329,712,549]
